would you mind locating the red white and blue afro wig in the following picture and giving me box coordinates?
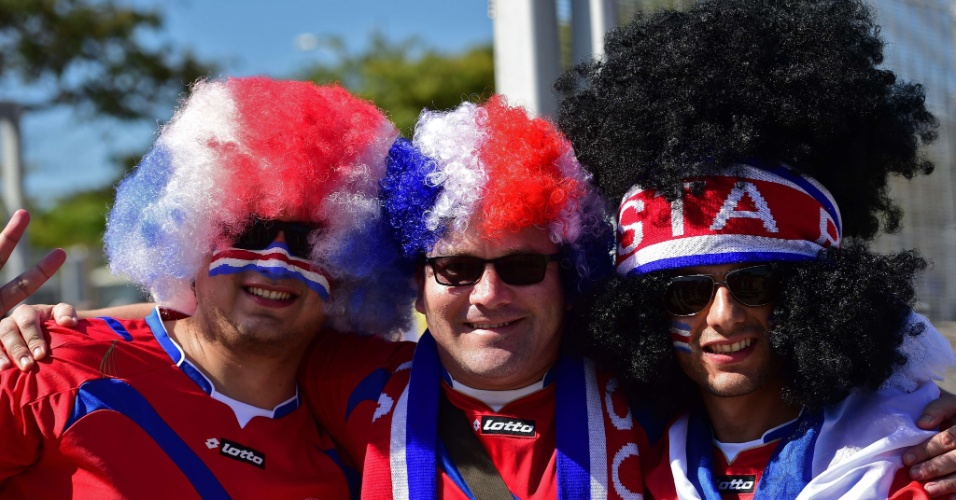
[105,76,414,335]
[381,95,613,297]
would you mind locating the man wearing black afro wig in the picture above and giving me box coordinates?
[558,0,956,497]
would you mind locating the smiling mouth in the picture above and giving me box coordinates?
[246,286,294,301]
[466,320,516,330]
[705,338,753,354]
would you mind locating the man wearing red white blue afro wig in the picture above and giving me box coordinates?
[106,76,414,336]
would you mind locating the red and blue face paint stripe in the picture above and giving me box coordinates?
[208,243,331,301]
[670,320,692,353]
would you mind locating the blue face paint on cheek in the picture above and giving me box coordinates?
[207,242,331,301]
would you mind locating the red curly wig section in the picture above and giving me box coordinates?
[477,96,583,238]
[218,77,388,222]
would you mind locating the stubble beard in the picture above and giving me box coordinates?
[193,300,302,358]
[683,325,779,399]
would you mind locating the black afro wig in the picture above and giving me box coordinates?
[557,0,937,241]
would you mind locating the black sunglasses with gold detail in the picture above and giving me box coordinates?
[663,264,781,316]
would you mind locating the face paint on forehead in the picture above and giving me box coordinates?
[208,242,332,301]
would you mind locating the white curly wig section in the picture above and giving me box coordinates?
[414,102,488,235]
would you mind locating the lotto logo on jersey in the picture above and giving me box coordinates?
[716,475,756,493]
[205,437,266,469]
[479,416,536,437]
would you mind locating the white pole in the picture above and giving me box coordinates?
[571,0,618,64]
[490,0,561,117]
[0,102,28,285]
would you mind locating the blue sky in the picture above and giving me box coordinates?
[17,0,947,209]
[17,0,493,205]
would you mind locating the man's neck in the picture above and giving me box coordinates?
[699,381,801,443]
[449,374,546,411]
[164,317,308,410]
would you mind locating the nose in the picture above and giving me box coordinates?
[470,263,514,307]
[706,284,747,333]
[253,230,293,280]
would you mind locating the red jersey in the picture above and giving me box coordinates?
[0,308,353,499]
[645,384,939,500]
[303,330,647,499]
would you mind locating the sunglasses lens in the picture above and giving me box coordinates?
[234,221,277,251]
[431,257,485,286]
[281,223,315,259]
[726,266,779,306]
[495,254,551,286]
[665,276,715,316]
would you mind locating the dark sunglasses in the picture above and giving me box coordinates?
[233,219,319,259]
[664,264,781,316]
[424,253,560,287]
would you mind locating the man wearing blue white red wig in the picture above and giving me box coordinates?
[292,95,651,499]
[0,76,413,497]
[558,0,956,497]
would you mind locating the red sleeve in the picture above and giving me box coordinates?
[889,467,930,500]
[0,321,109,482]
[299,330,415,469]
[0,368,43,482]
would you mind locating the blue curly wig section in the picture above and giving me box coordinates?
[381,138,447,258]
[561,193,615,301]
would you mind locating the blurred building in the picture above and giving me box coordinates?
[869,0,956,321]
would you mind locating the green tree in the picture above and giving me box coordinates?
[1,0,214,247]
[299,33,494,135]
[0,0,212,119]
[619,0,696,20]
[28,186,114,248]
[28,149,143,247]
